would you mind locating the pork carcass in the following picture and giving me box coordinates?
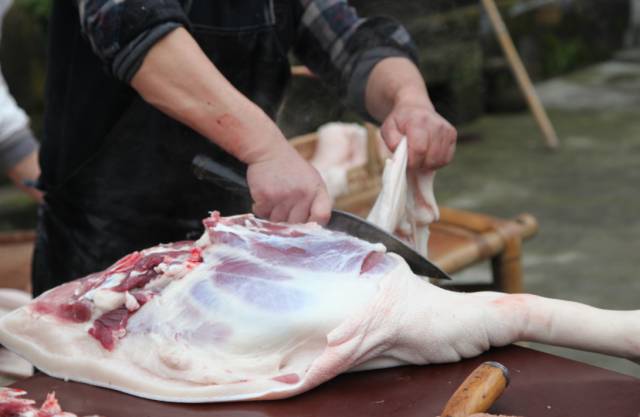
[1,136,639,402]
[0,210,639,402]
[0,289,33,379]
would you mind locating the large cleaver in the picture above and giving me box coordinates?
[192,154,451,280]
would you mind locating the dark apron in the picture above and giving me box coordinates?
[32,0,293,296]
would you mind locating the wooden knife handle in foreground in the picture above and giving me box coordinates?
[440,361,510,417]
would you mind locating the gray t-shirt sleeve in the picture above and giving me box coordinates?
[293,1,418,120]
[0,64,37,172]
[74,0,189,82]
[0,126,38,173]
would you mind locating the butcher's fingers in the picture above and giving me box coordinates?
[309,188,332,225]
[380,117,404,152]
[269,198,298,223]
[434,121,457,168]
[405,122,431,170]
[288,196,315,224]
[407,120,456,170]
[255,188,329,225]
[252,201,274,221]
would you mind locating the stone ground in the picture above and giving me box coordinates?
[438,50,640,378]
[1,51,640,381]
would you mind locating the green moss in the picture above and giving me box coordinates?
[0,2,48,137]
[15,0,50,24]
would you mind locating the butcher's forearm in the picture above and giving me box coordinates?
[131,27,289,164]
[131,27,332,224]
[364,57,434,122]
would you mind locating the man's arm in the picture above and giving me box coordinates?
[131,28,331,224]
[365,57,457,170]
[292,2,456,171]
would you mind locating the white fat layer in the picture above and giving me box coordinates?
[91,289,125,312]
[125,292,140,312]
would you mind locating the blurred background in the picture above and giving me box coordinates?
[1,0,639,377]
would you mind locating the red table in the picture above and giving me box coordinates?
[10,346,640,417]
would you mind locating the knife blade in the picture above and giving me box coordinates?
[326,209,450,279]
[192,154,451,279]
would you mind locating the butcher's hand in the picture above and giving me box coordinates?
[380,94,457,170]
[246,139,332,225]
[365,57,457,170]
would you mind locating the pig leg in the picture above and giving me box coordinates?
[474,292,640,363]
[392,280,640,366]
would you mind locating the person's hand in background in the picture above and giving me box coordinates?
[5,149,43,203]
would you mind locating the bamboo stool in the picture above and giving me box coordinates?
[428,208,537,293]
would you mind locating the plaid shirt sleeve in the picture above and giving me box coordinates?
[293,0,418,119]
[74,0,189,82]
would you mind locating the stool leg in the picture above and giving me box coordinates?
[491,237,523,293]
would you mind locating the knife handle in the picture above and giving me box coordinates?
[440,361,510,417]
[192,154,251,198]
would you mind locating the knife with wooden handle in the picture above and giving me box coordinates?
[440,361,510,417]
[192,154,451,279]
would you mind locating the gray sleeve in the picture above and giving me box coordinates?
[0,66,35,172]
[341,19,418,120]
[0,126,38,173]
[75,0,189,82]
[112,22,183,82]
[293,2,418,121]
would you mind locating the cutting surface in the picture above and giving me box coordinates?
[10,345,640,416]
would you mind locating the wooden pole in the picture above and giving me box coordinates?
[480,0,560,149]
